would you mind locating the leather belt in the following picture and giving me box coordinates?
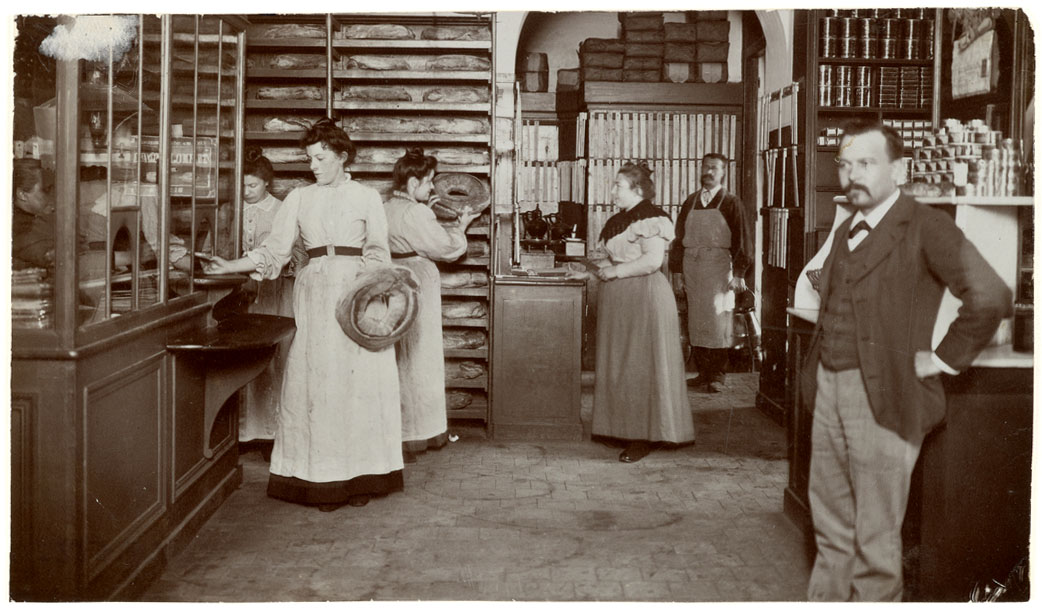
[391,251,418,259]
[306,245,363,258]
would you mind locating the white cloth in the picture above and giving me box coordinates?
[248,178,403,483]
[384,192,468,445]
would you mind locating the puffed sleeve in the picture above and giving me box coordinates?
[400,204,468,262]
[245,188,301,280]
[361,187,391,266]
[627,216,675,243]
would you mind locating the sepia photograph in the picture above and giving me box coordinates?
[5,2,1035,603]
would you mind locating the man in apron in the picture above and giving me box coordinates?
[669,153,752,393]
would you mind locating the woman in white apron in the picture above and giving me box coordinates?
[384,149,478,462]
[203,119,403,511]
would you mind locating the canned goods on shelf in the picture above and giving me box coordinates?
[855,65,873,88]
[880,18,902,38]
[838,17,855,37]
[838,36,857,58]
[820,36,839,58]
[902,37,922,60]
[854,86,872,107]
[880,37,899,59]
[833,85,852,108]
[834,65,853,87]
[858,36,877,58]
[821,17,841,38]
[856,18,878,38]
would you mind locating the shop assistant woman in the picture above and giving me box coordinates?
[577,162,694,463]
[202,118,403,510]
[384,149,479,462]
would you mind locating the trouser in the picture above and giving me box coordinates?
[807,364,922,601]
[691,346,728,381]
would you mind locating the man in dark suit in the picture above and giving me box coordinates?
[803,119,1011,601]
[670,153,752,393]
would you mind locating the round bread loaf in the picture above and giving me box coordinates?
[432,173,490,220]
[335,265,420,351]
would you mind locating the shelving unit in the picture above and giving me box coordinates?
[243,13,495,424]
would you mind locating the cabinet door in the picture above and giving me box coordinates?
[491,282,583,439]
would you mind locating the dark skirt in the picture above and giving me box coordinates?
[267,470,404,505]
[592,272,695,444]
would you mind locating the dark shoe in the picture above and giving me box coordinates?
[686,374,709,387]
[619,441,652,463]
[347,494,370,507]
[318,502,346,512]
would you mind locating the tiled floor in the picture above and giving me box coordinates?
[140,372,812,602]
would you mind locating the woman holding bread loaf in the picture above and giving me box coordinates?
[202,118,403,511]
[384,148,479,462]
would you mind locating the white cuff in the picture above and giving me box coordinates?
[931,352,959,375]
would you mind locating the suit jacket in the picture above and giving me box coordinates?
[800,193,1012,442]
[668,187,752,275]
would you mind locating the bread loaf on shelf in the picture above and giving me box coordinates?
[342,23,415,39]
[256,85,322,100]
[695,20,731,42]
[447,390,474,409]
[443,329,487,349]
[440,271,489,288]
[422,86,490,103]
[271,177,314,199]
[445,360,486,380]
[420,26,490,41]
[625,30,665,43]
[427,55,491,71]
[262,116,316,132]
[442,300,487,319]
[342,85,413,101]
[355,147,489,166]
[254,23,326,38]
[465,240,490,258]
[341,116,488,134]
[582,53,623,69]
[581,38,625,54]
[262,147,309,164]
[345,55,411,71]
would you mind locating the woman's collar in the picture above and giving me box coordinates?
[392,189,418,203]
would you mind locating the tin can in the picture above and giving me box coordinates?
[834,65,852,87]
[854,86,872,108]
[879,37,899,59]
[880,18,902,38]
[856,18,877,38]
[819,65,833,105]
[838,17,855,37]
[833,85,851,108]
[855,65,872,88]
[838,37,857,58]
[821,17,841,38]
[820,36,839,57]
[858,36,877,58]
[921,21,935,59]
[903,36,921,59]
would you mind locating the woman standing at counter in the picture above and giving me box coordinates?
[238,147,295,447]
[581,162,694,463]
[202,118,403,510]
[384,149,479,462]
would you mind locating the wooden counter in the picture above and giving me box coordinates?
[491,276,585,440]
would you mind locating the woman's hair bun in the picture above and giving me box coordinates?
[314,116,338,128]
[635,160,652,174]
[245,145,264,163]
[405,147,425,159]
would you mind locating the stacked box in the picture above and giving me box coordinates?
[623,69,659,82]
[626,30,665,43]
[695,20,730,42]
[620,12,664,33]
[899,66,920,108]
[664,22,699,41]
[579,38,624,82]
[557,68,580,91]
[695,41,729,63]
[664,43,697,63]
[520,52,549,92]
[625,43,664,58]
[690,10,728,21]
[623,56,663,70]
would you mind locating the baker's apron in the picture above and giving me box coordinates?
[682,197,734,348]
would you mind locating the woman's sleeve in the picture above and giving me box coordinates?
[401,204,468,262]
[629,217,675,243]
[362,188,391,266]
[245,189,301,280]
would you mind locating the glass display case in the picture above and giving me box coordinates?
[12,14,245,342]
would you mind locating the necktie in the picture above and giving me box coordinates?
[701,190,711,206]
[848,220,872,239]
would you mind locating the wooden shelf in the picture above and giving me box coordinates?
[446,256,491,267]
[441,317,488,328]
[444,348,488,359]
[245,131,308,141]
[248,38,328,49]
[246,100,327,110]
[334,100,490,112]
[247,69,328,79]
[333,39,490,51]
[349,132,489,143]
[817,57,935,66]
[819,106,931,115]
[447,401,488,421]
[441,287,488,297]
[445,375,487,389]
[351,163,490,174]
[334,69,490,82]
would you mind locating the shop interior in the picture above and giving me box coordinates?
[8,9,1034,602]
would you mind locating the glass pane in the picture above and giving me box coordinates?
[12,16,58,329]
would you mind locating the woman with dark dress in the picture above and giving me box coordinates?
[578,162,695,463]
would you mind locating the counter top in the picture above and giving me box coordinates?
[786,307,1032,369]
[167,313,295,353]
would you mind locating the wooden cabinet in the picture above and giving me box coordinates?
[491,278,584,440]
[243,14,496,423]
[10,15,249,600]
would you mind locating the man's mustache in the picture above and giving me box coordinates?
[845,184,869,195]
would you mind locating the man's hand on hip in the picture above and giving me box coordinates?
[914,350,942,379]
